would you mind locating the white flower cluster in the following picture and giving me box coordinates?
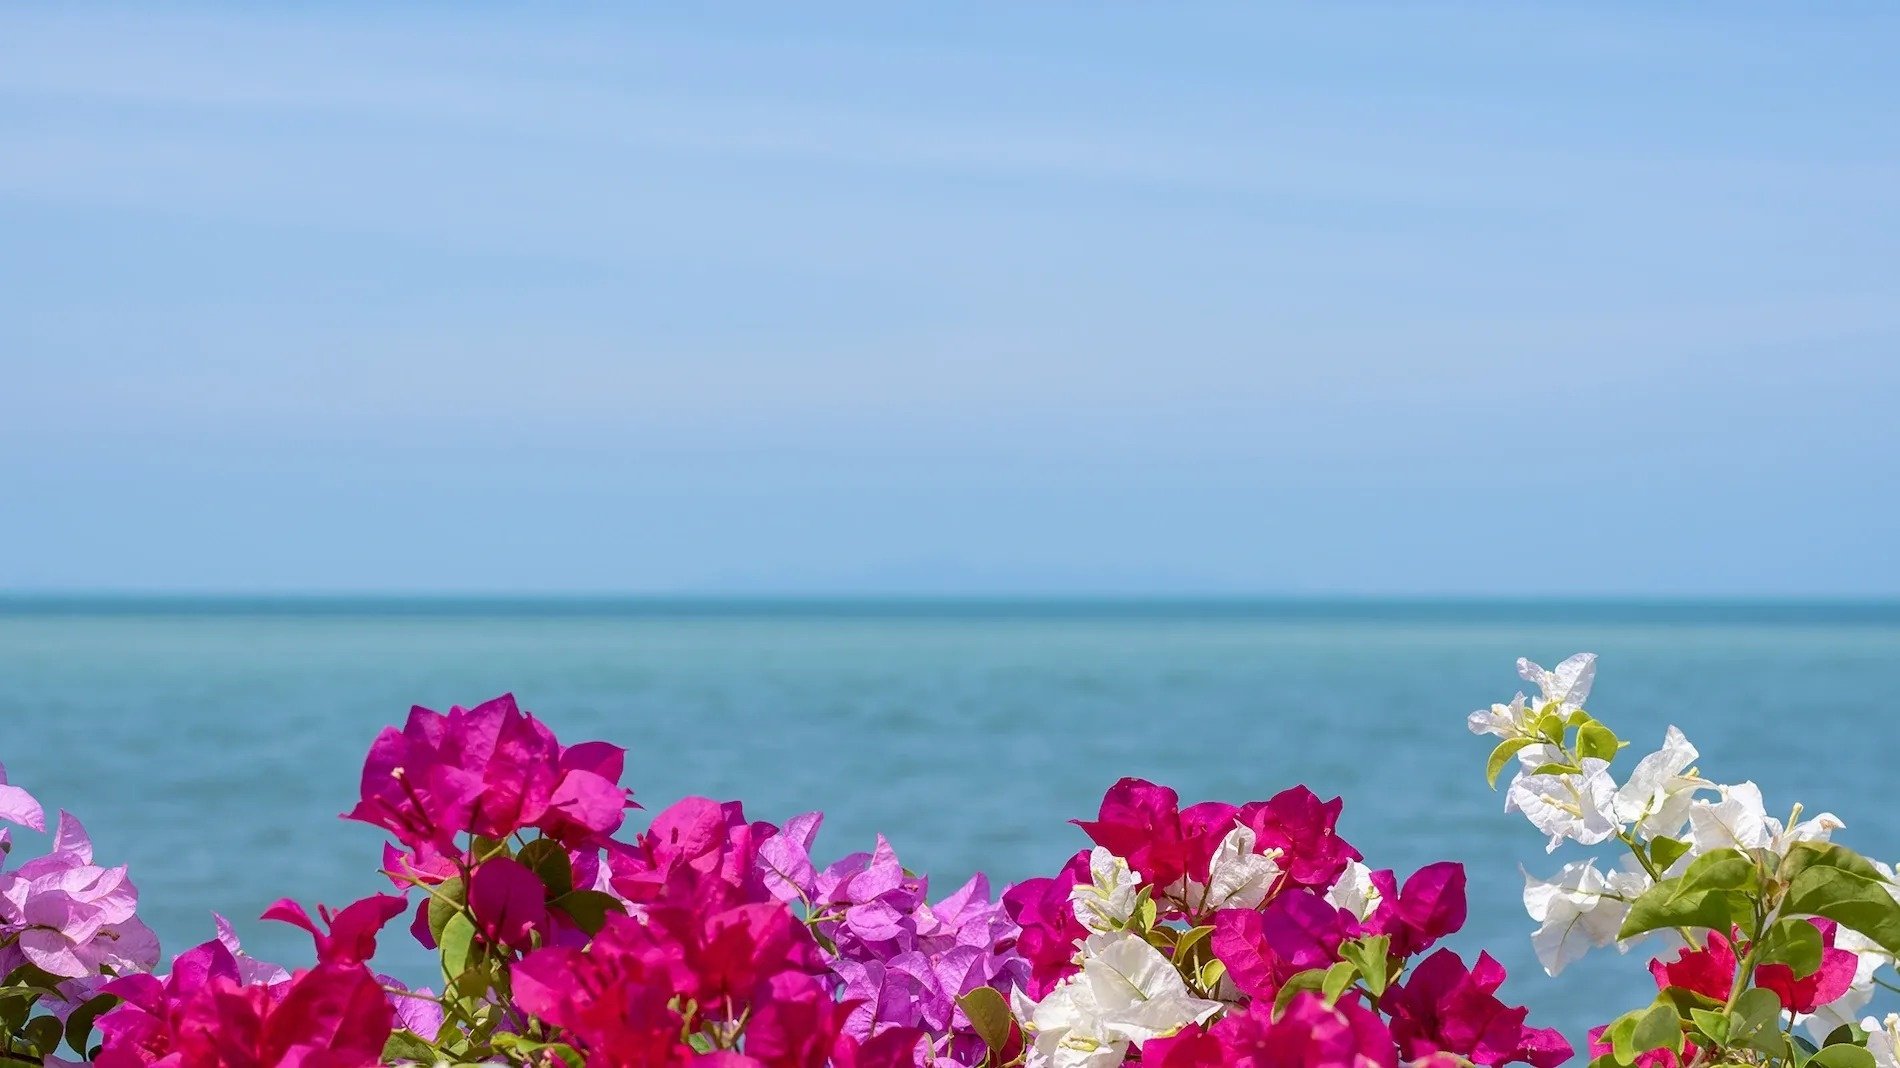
[1472,653,1899,1043]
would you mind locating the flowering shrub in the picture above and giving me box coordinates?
[0,655,1887,1066]
[1473,654,1900,1067]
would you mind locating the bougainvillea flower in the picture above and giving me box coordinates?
[1755,918,1859,1013]
[1379,949,1571,1066]
[1587,1024,1697,1068]
[0,813,158,981]
[1236,786,1362,891]
[1360,862,1467,957]
[1145,994,1399,1068]
[467,855,550,950]
[1002,849,1091,999]
[1647,929,1737,1003]
[1073,779,1239,895]
[262,893,406,965]
[0,762,45,832]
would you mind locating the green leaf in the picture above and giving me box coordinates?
[1320,960,1357,1004]
[1529,762,1580,776]
[1174,924,1216,961]
[439,912,480,984]
[956,986,1014,1053]
[551,889,623,936]
[1688,1007,1730,1047]
[1728,987,1785,1047]
[1576,723,1620,763]
[1781,843,1900,956]
[1630,1002,1683,1058]
[427,875,468,943]
[1487,738,1536,787]
[1272,968,1328,1019]
[1824,1022,1866,1048]
[1337,935,1392,996]
[1604,1008,1643,1064]
[1808,1046,1877,1068]
[516,838,574,898]
[64,993,118,1056]
[383,1030,439,1062]
[1758,916,1825,977]
[1618,848,1760,941]
[21,1014,62,1057]
[1650,836,1691,873]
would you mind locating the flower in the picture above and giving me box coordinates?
[0,812,159,981]
[261,893,406,965]
[1521,858,1646,976]
[1863,1013,1900,1068]
[1144,994,1399,1068]
[1379,949,1571,1066]
[1164,824,1283,916]
[1235,786,1361,892]
[1686,781,1842,856]
[1017,930,1223,1067]
[1468,693,1535,740]
[1505,757,1620,852]
[1516,653,1597,713]
[1324,861,1382,922]
[1612,726,1706,839]
[1070,846,1143,934]
[1755,918,1858,1014]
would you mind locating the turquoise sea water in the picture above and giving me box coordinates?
[2,598,1897,1053]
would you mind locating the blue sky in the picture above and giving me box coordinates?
[4,5,1897,596]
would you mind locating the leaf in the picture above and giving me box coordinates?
[21,1015,62,1057]
[1271,968,1328,1019]
[1604,1008,1643,1064]
[64,993,118,1057]
[439,912,480,984]
[1337,935,1392,996]
[957,987,1014,1054]
[1173,924,1216,961]
[1630,1002,1683,1058]
[1808,1047,1876,1068]
[1320,960,1357,1004]
[1688,1007,1730,1047]
[1781,843,1900,956]
[427,875,468,943]
[1576,723,1620,763]
[516,838,574,898]
[551,889,623,937]
[1618,849,1760,941]
[1650,836,1691,873]
[1487,738,1536,787]
[1728,986,1785,1049]
[1529,762,1580,776]
[1757,916,1825,978]
[383,1030,438,1063]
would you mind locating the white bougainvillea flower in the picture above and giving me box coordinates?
[1019,930,1223,1068]
[1864,1013,1900,1068]
[1467,692,1534,739]
[1324,860,1382,922]
[1612,726,1708,839]
[1165,825,1281,915]
[1687,782,1843,856]
[1517,653,1597,713]
[1070,847,1144,935]
[1521,858,1648,976]
[1506,757,1620,852]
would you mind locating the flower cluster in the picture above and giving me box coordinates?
[1000,778,1570,1067]
[3,654,1894,1068]
[1472,654,1900,1067]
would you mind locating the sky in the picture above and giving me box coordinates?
[3,4,1897,597]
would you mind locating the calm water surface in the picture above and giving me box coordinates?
[2,599,1896,1053]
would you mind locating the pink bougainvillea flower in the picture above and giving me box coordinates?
[1145,993,1399,1068]
[1001,849,1091,999]
[0,812,159,982]
[262,892,406,965]
[1380,949,1571,1067]
[344,694,635,858]
[1360,862,1468,956]
[1647,929,1738,1003]
[1237,785,1362,891]
[1072,778,1240,895]
[608,796,776,909]
[467,855,551,950]
[0,762,46,832]
[1754,918,1858,1013]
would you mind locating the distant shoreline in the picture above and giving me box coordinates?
[2,594,1898,625]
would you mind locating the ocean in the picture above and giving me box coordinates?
[2,597,1896,1052]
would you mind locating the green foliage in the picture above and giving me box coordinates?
[1780,842,1900,956]
[1618,848,1760,941]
